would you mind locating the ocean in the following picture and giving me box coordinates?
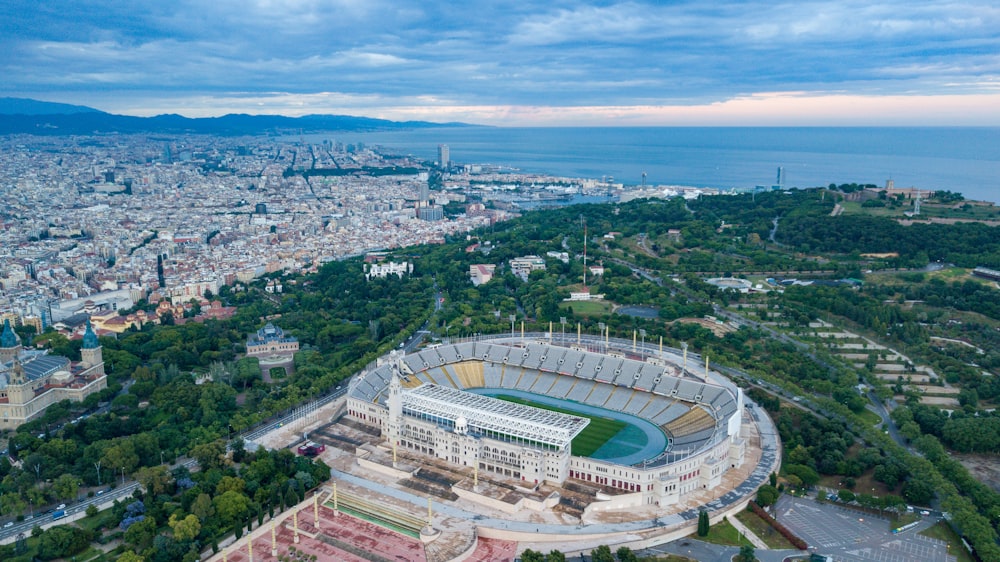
[302,127,1000,203]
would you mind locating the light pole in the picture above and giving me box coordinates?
[560,317,567,344]
[94,461,102,487]
[598,322,606,353]
[509,315,516,339]
[639,329,647,359]
[121,467,126,486]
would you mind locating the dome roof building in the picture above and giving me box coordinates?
[1,319,20,349]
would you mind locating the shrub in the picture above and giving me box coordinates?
[749,501,808,550]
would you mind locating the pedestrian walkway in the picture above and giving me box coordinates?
[728,514,768,549]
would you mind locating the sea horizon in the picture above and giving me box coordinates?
[297,126,1000,204]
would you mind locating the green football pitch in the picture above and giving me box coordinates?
[493,394,627,457]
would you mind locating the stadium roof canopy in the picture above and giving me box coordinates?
[402,384,589,449]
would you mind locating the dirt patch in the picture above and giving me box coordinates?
[956,453,1000,494]
[671,317,736,337]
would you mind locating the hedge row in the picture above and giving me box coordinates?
[749,501,808,550]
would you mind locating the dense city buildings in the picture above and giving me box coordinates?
[0,134,618,342]
[3,134,606,330]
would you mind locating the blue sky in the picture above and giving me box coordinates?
[2,0,998,125]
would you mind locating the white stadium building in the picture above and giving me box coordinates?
[346,339,746,510]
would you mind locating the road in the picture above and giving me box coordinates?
[242,387,349,443]
[606,252,915,448]
[0,481,140,544]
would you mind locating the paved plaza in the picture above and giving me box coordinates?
[775,496,956,562]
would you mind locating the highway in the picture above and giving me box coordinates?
[0,481,139,544]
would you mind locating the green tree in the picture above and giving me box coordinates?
[190,440,227,471]
[0,492,26,516]
[548,550,566,562]
[191,493,215,521]
[38,525,94,560]
[284,487,299,509]
[616,545,638,562]
[102,441,140,477]
[520,549,544,562]
[169,513,201,541]
[86,504,99,517]
[697,509,710,537]
[213,490,251,528]
[216,476,246,495]
[117,551,145,562]
[591,545,614,562]
[756,485,780,507]
[135,465,172,495]
[784,464,819,487]
[123,516,157,551]
[784,474,803,489]
[902,478,935,505]
[738,544,756,562]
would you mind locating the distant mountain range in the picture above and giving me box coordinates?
[0,98,102,115]
[0,97,469,135]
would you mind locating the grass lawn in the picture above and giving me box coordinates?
[73,546,106,561]
[559,299,614,317]
[735,510,796,549]
[692,518,754,547]
[493,394,626,457]
[920,521,976,562]
[919,204,1000,220]
[75,508,118,532]
[889,512,920,528]
[927,267,973,281]
[839,201,904,217]
[856,409,881,426]
[841,200,1000,221]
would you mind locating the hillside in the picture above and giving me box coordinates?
[0,97,470,135]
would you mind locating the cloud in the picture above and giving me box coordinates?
[1,1,998,124]
[54,89,1000,128]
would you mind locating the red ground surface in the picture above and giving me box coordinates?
[224,504,427,562]
[223,502,519,561]
[467,537,519,561]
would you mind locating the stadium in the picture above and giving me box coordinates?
[213,336,778,561]
[347,338,746,511]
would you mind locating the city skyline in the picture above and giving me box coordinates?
[2,1,999,126]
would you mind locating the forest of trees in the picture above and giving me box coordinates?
[4,186,1000,560]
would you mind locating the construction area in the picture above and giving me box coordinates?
[211,387,776,561]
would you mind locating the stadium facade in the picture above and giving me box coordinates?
[347,340,746,509]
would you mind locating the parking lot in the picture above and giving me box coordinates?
[775,496,956,562]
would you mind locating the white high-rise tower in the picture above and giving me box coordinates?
[437,144,450,170]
